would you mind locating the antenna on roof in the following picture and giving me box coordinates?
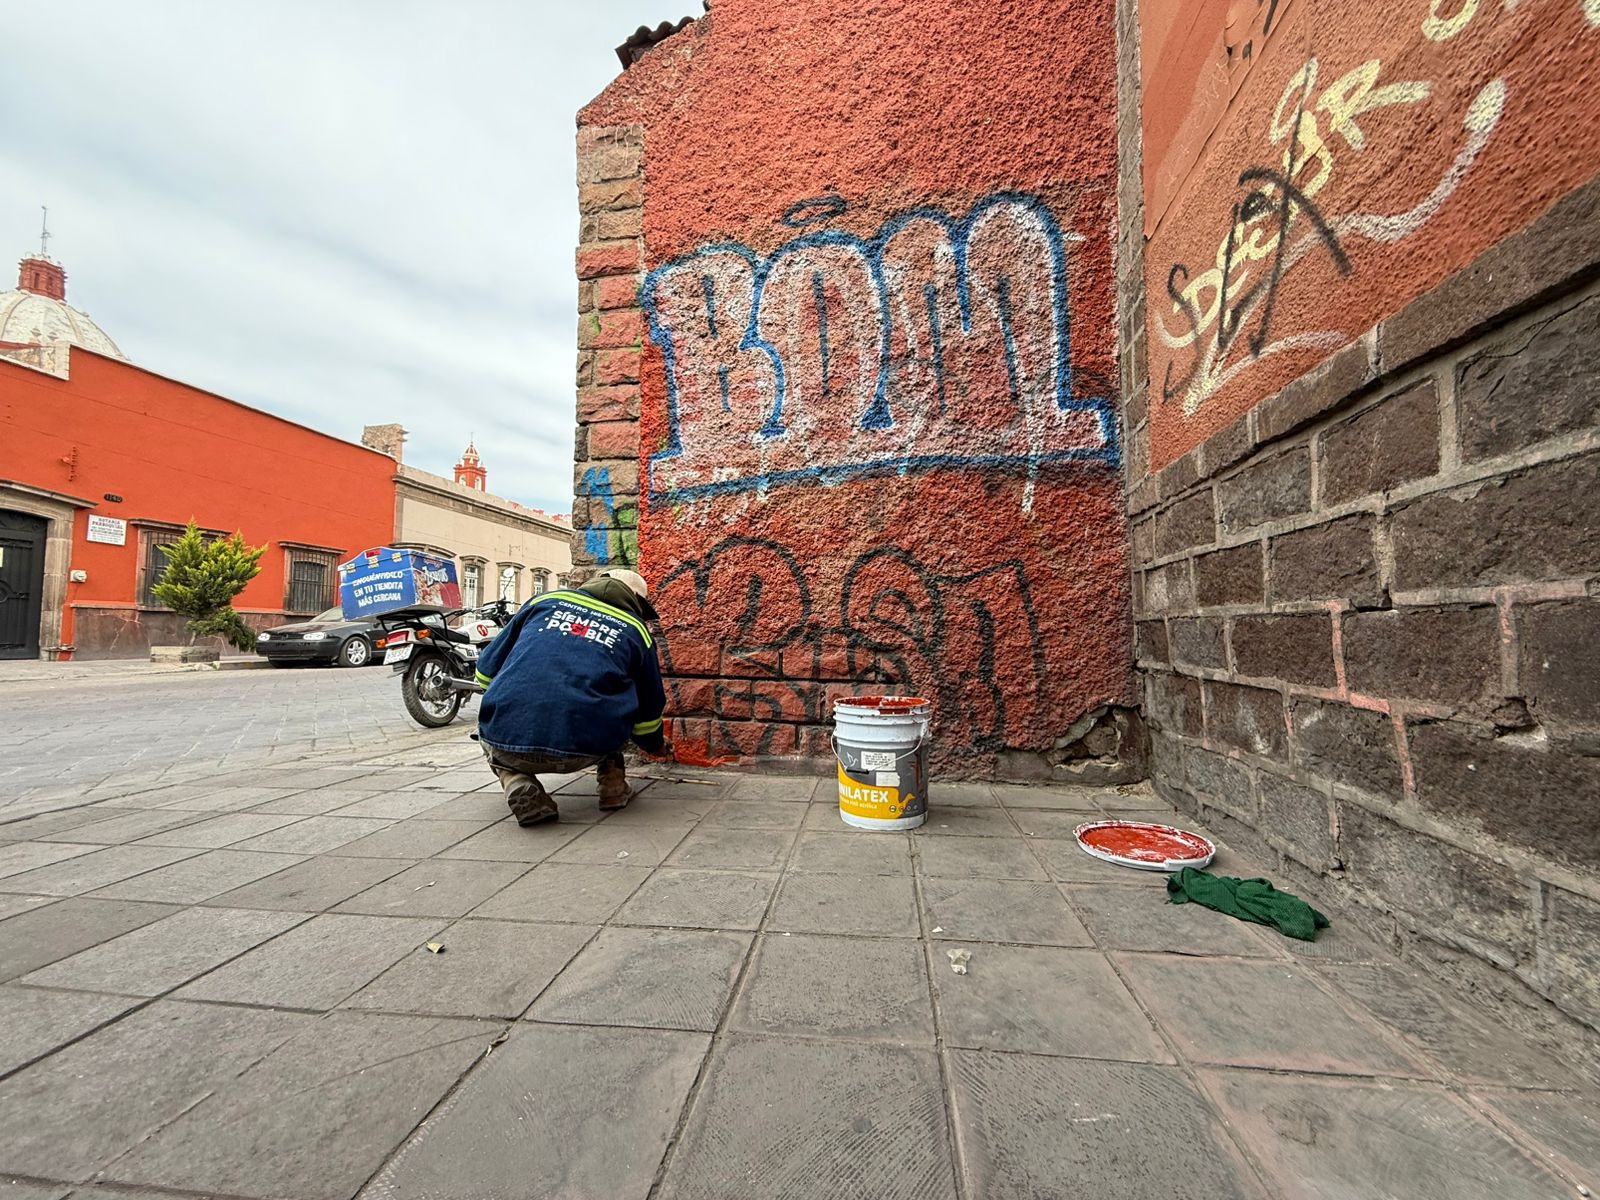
[39,206,50,258]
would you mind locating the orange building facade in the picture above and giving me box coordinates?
[1,344,396,660]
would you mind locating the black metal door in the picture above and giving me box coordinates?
[0,510,47,660]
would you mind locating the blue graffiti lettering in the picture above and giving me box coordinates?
[641,192,1118,509]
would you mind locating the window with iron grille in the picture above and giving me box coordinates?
[285,549,338,614]
[461,561,483,609]
[137,528,187,608]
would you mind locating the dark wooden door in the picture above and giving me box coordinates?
[0,510,47,660]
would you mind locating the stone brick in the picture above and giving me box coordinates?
[1193,543,1264,608]
[751,680,821,724]
[1154,489,1216,558]
[1146,672,1203,738]
[576,143,643,184]
[1341,606,1502,707]
[1290,699,1401,798]
[596,208,643,240]
[575,241,640,280]
[576,385,641,424]
[668,678,716,716]
[719,721,799,758]
[573,458,638,498]
[1318,381,1441,506]
[1390,452,1600,591]
[1143,560,1194,614]
[1157,453,1202,502]
[1216,446,1311,534]
[1379,173,1600,373]
[1408,720,1600,870]
[1149,730,1188,798]
[1198,415,1256,479]
[1255,332,1377,444]
[1205,681,1286,759]
[1135,619,1169,663]
[1457,293,1600,462]
[595,275,643,311]
[1231,613,1336,687]
[1256,772,1336,869]
[1543,887,1600,1031]
[1182,746,1255,820]
[715,682,754,721]
[576,350,593,388]
[578,308,644,350]
[579,179,644,213]
[1339,803,1533,967]
[586,420,639,461]
[593,348,642,386]
[571,424,587,462]
[1170,616,1226,670]
[1128,475,1159,515]
[1269,515,1382,606]
[577,124,642,155]
[1516,599,1600,727]
[1130,517,1156,566]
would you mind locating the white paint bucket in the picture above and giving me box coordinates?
[833,695,932,831]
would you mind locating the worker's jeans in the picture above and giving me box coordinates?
[480,742,625,798]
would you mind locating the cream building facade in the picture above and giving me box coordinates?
[362,425,571,608]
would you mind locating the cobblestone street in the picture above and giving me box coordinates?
[0,671,1597,1198]
[0,666,453,820]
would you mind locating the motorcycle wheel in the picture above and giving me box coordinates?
[401,655,465,727]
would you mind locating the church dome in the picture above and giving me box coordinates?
[0,255,125,360]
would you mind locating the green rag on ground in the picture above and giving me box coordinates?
[1166,867,1330,941]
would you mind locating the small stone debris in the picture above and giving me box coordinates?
[946,948,971,975]
[931,926,944,933]
[616,851,630,859]
[413,881,436,891]
[425,942,445,954]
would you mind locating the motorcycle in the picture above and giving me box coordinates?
[378,599,513,728]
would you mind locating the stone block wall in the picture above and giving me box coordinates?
[571,124,645,580]
[1123,168,1600,1031]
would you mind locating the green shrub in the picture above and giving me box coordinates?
[152,523,266,652]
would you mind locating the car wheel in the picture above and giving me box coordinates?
[337,635,372,668]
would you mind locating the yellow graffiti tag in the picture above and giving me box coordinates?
[1423,0,1481,41]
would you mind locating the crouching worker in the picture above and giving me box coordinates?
[473,569,668,825]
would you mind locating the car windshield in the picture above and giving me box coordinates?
[314,607,343,623]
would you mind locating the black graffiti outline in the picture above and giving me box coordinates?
[654,535,1049,754]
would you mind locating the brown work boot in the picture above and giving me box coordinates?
[596,753,632,812]
[505,778,558,827]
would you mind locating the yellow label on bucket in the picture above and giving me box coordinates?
[838,764,914,821]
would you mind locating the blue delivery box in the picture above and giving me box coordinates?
[338,547,462,619]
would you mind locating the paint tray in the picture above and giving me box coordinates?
[1073,820,1216,872]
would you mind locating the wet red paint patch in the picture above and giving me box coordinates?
[835,695,931,715]
[1076,820,1215,867]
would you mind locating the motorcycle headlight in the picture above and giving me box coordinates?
[303,632,328,641]
[257,633,270,642]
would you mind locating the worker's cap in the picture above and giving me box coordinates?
[603,568,649,599]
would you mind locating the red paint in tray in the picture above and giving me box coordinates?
[1073,820,1216,872]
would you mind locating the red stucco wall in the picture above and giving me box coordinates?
[1,350,396,653]
[582,0,1132,773]
[1144,0,1600,467]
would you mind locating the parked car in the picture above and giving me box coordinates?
[255,607,385,668]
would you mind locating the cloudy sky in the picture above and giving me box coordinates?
[0,1,688,512]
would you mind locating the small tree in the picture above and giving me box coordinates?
[152,523,266,652]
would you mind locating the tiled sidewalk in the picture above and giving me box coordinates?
[0,742,1596,1199]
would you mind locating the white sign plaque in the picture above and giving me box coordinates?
[86,516,127,546]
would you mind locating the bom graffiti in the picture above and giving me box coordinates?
[1146,0,1600,466]
[641,193,1118,513]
